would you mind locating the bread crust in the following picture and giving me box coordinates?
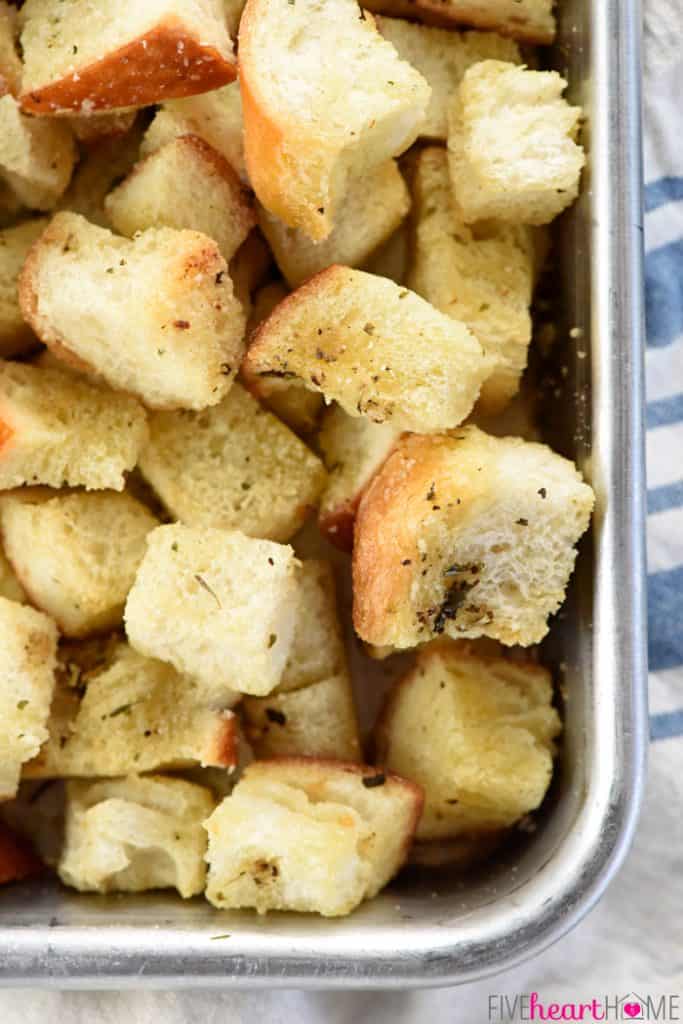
[20,16,236,115]
[364,0,555,43]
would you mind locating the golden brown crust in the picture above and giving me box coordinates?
[364,0,554,43]
[20,17,236,116]
[0,823,44,885]
[208,712,239,768]
[318,496,359,553]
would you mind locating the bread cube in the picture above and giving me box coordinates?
[277,560,346,693]
[229,230,274,312]
[58,775,215,898]
[244,266,489,432]
[0,95,76,210]
[19,0,236,115]
[0,823,43,884]
[243,674,361,760]
[448,62,585,225]
[375,642,561,839]
[239,0,430,241]
[376,18,520,140]
[0,490,159,636]
[138,383,326,543]
[0,219,47,358]
[58,125,144,229]
[318,405,403,550]
[258,161,410,288]
[407,146,534,413]
[25,641,238,778]
[204,759,423,915]
[241,282,322,434]
[141,81,246,182]
[67,110,138,146]
[125,524,301,699]
[0,596,57,800]
[0,545,25,603]
[0,1,21,99]
[19,212,246,410]
[106,135,255,263]
[365,0,555,44]
[0,361,148,491]
[353,427,595,648]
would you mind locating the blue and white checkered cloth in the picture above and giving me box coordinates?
[1,5,679,1020]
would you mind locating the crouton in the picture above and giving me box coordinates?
[223,0,247,35]
[448,62,584,226]
[19,0,236,115]
[58,124,144,228]
[0,596,57,800]
[125,524,301,699]
[204,758,423,915]
[407,146,534,413]
[375,642,561,839]
[19,212,246,410]
[0,823,43,884]
[258,161,410,288]
[67,109,138,146]
[0,219,47,358]
[238,0,430,241]
[364,0,555,44]
[106,135,255,263]
[318,405,403,550]
[353,427,595,648]
[229,229,273,312]
[58,775,215,898]
[243,674,361,760]
[0,545,25,603]
[276,560,346,693]
[244,266,489,432]
[0,95,76,211]
[0,360,148,491]
[0,2,21,98]
[138,384,326,542]
[0,490,159,636]
[141,81,247,182]
[376,19,520,140]
[241,282,323,434]
[25,641,238,778]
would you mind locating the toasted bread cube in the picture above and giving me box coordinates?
[138,384,326,543]
[258,161,410,288]
[106,135,255,263]
[243,674,361,760]
[25,641,238,778]
[376,19,520,140]
[318,405,402,550]
[448,62,584,226]
[241,282,322,434]
[67,110,138,146]
[0,596,57,800]
[223,0,247,33]
[375,642,561,839]
[141,81,246,182]
[229,229,273,313]
[0,95,76,211]
[19,212,246,410]
[125,524,301,699]
[0,361,148,491]
[353,427,595,648]
[0,490,159,636]
[19,0,236,115]
[239,0,430,241]
[0,545,25,603]
[58,125,144,229]
[0,823,43,884]
[276,560,346,693]
[0,2,21,99]
[407,147,534,413]
[0,219,47,358]
[245,266,489,432]
[204,759,423,915]
[365,0,554,44]
[58,775,214,898]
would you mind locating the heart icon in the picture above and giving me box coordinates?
[623,1004,641,1019]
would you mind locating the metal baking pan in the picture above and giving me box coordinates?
[0,0,647,988]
